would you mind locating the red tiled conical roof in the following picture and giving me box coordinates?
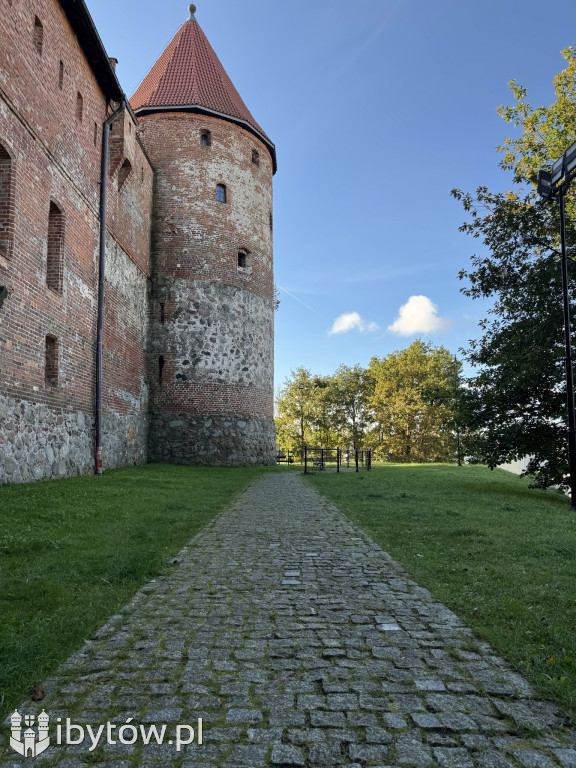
[130,12,275,170]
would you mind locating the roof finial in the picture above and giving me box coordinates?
[188,4,197,20]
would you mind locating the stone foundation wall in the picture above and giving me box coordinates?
[102,409,149,471]
[0,395,93,484]
[149,413,276,467]
[0,394,149,484]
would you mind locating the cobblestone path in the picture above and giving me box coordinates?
[2,472,576,768]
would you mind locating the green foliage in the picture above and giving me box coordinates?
[307,464,576,721]
[275,343,460,460]
[275,367,341,452]
[497,46,576,188]
[368,340,460,462]
[330,364,373,449]
[454,44,576,488]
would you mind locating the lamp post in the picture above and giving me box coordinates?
[453,355,462,467]
[538,138,576,509]
[298,381,306,463]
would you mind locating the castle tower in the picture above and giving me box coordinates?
[37,710,49,736]
[10,711,22,742]
[131,4,277,466]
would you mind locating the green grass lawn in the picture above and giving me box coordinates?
[306,463,576,722]
[0,463,274,720]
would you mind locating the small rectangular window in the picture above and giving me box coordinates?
[0,143,14,259]
[76,91,83,122]
[34,17,43,55]
[58,60,64,89]
[216,184,226,203]
[118,158,132,189]
[201,130,211,146]
[93,122,98,146]
[45,336,58,386]
[237,250,252,272]
[46,201,64,293]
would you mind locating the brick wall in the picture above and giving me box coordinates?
[0,0,154,483]
[0,0,277,481]
[139,111,275,465]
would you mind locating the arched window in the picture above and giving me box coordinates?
[76,91,83,122]
[252,149,260,166]
[46,201,64,293]
[201,130,211,146]
[33,17,43,55]
[45,336,58,386]
[0,143,14,260]
[158,355,165,383]
[118,158,132,189]
[237,249,252,272]
[216,184,226,203]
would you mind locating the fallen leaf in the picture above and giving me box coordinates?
[31,685,45,702]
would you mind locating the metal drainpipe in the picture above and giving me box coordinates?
[95,98,126,475]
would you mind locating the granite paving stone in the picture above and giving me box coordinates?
[1,472,573,767]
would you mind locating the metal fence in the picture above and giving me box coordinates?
[303,447,372,474]
[276,450,297,464]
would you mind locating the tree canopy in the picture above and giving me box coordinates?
[275,341,461,462]
[453,45,576,488]
[369,341,460,463]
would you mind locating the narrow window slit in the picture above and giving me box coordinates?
[34,17,43,55]
[45,336,58,386]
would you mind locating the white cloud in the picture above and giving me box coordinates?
[387,295,450,336]
[329,312,379,335]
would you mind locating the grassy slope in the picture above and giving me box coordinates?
[0,463,272,719]
[306,463,576,722]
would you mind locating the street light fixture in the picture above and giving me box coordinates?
[538,138,576,510]
[298,381,307,464]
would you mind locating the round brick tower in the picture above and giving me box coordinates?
[131,4,277,466]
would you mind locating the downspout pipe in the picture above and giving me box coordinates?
[95,98,127,475]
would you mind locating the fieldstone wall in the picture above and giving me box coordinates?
[151,280,273,390]
[0,395,150,484]
[101,408,149,471]
[149,413,276,466]
[0,395,93,484]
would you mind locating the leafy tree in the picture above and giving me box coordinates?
[453,45,576,488]
[331,364,374,449]
[275,367,315,454]
[368,340,459,463]
[275,368,338,453]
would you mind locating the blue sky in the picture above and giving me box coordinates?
[86,0,576,394]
